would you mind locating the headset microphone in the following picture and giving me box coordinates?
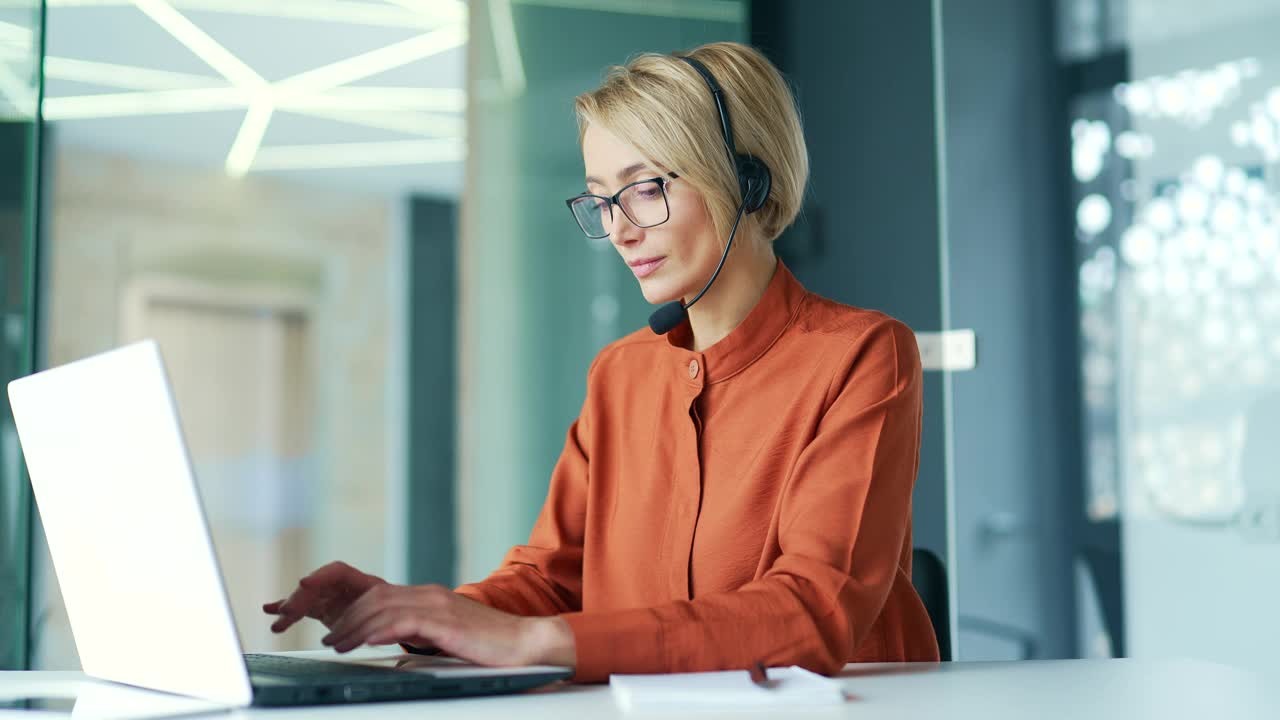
[648,194,750,334]
[648,55,772,336]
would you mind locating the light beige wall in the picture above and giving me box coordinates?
[32,145,400,666]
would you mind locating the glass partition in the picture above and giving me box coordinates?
[29,1,462,667]
[1067,0,1280,674]
[0,0,43,671]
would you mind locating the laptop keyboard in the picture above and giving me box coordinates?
[245,653,409,680]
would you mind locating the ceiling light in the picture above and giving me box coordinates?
[513,0,745,23]
[50,0,464,28]
[132,0,267,91]
[0,19,33,47]
[250,139,464,170]
[286,107,463,137]
[225,99,272,176]
[0,62,35,117]
[274,25,467,96]
[490,0,526,95]
[42,87,245,119]
[44,56,220,90]
[286,86,465,113]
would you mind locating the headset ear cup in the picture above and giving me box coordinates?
[736,155,772,214]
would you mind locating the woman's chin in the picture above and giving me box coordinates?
[637,279,683,306]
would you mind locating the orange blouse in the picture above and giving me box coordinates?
[456,261,940,682]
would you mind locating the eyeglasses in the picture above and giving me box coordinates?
[565,174,679,239]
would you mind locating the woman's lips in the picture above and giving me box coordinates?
[629,256,666,278]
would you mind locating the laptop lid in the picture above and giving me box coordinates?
[9,340,254,706]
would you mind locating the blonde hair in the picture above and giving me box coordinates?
[574,42,808,245]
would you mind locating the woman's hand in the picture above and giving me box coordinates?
[319,584,576,668]
[263,561,387,634]
[264,562,577,669]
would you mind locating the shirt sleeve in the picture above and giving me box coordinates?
[560,319,925,682]
[450,364,595,617]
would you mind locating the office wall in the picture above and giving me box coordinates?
[939,0,1079,660]
[407,195,457,586]
[30,143,402,667]
[0,119,38,671]
[0,0,43,671]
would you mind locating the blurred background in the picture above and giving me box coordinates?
[0,0,1277,678]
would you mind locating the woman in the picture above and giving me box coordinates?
[264,41,940,682]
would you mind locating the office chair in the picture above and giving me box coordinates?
[911,547,952,661]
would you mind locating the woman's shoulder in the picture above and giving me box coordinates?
[789,293,922,392]
[793,291,915,347]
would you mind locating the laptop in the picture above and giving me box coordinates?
[8,339,573,707]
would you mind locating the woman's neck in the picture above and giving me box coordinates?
[685,240,777,353]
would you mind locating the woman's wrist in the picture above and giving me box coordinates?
[524,616,577,668]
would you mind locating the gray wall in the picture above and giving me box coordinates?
[0,121,36,671]
[407,196,458,586]
[940,0,1078,660]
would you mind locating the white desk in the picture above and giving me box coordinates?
[2,652,1275,720]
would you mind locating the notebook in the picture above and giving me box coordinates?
[609,666,846,712]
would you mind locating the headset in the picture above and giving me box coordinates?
[647,54,774,335]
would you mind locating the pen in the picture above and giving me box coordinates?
[749,661,774,690]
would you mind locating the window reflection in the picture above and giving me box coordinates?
[1070,0,1280,674]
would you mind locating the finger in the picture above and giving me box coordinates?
[325,598,429,652]
[272,588,327,632]
[367,616,444,649]
[272,604,307,633]
[275,582,333,623]
[331,608,432,654]
[271,609,307,633]
[366,609,445,645]
[273,590,311,619]
[263,600,285,614]
[324,585,397,643]
[298,561,362,590]
[316,596,348,628]
[326,606,396,652]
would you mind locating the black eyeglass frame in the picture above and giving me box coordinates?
[565,173,680,239]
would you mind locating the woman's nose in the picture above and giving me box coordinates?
[609,208,642,246]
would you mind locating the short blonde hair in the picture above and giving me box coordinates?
[575,42,808,245]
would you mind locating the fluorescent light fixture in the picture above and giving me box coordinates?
[42,87,245,119]
[42,84,466,129]
[489,0,526,96]
[0,61,35,117]
[287,107,464,138]
[513,0,745,23]
[225,99,272,176]
[382,0,466,23]
[41,0,471,176]
[275,24,467,95]
[44,57,221,90]
[48,0,464,27]
[251,139,464,170]
[0,19,33,47]
[132,0,267,90]
[279,87,465,113]
[0,47,27,63]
